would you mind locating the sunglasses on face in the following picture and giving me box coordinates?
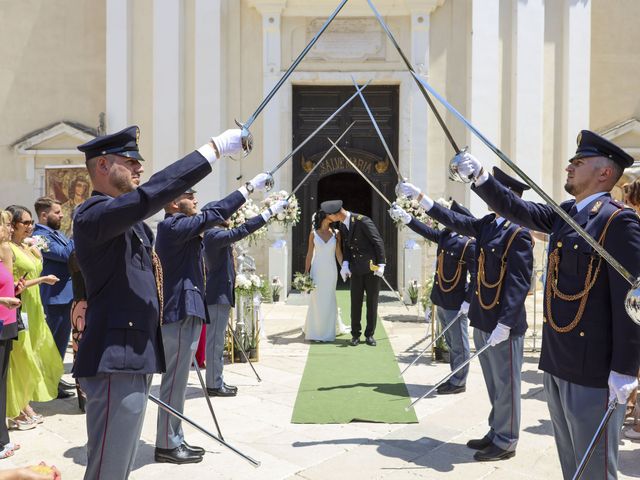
[16,220,34,226]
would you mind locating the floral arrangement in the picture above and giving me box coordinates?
[235,272,263,297]
[407,279,420,304]
[392,195,432,229]
[262,190,300,228]
[292,272,315,293]
[228,198,267,246]
[24,235,49,252]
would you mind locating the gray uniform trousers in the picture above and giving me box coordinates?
[473,328,524,452]
[543,372,625,480]
[436,306,470,387]
[205,304,232,389]
[156,315,203,449]
[80,373,152,480]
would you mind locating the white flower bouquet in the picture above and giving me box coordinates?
[262,190,300,228]
[292,272,315,294]
[24,235,50,252]
[235,272,263,298]
[228,198,267,246]
[393,195,433,229]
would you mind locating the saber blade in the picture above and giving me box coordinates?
[406,343,491,410]
[572,400,618,480]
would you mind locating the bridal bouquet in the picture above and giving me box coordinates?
[24,235,50,252]
[262,190,300,228]
[292,272,315,294]
[235,273,263,298]
[228,198,267,246]
[392,195,432,229]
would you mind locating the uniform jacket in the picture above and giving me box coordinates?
[203,214,267,307]
[156,190,246,326]
[407,219,476,310]
[474,175,640,388]
[339,212,386,276]
[428,203,533,336]
[33,224,74,305]
[72,151,212,377]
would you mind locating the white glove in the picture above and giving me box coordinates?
[249,173,271,192]
[340,261,351,282]
[261,200,289,221]
[397,181,421,199]
[388,204,411,224]
[373,264,385,278]
[459,301,470,316]
[608,370,638,404]
[487,323,510,346]
[455,151,483,180]
[211,129,243,158]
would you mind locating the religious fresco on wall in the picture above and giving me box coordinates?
[45,166,92,237]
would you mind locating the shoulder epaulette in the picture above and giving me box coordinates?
[357,215,363,220]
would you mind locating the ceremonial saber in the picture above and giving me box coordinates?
[287,121,356,201]
[572,400,618,480]
[399,311,463,377]
[349,75,405,182]
[366,0,460,154]
[408,70,640,326]
[235,0,351,157]
[406,343,491,410]
[193,361,224,440]
[229,326,262,382]
[148,394,260,467]
[369,260,410,311]
[262,81,371,191]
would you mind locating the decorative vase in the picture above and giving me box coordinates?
[272,293,280,303]
[249,348,258,361]
[410,297,418,305]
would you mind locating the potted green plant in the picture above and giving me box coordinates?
[248,327,260,361]
[407,280,420,305]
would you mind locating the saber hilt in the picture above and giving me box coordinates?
[406,343,491,410]
[369,260,409,311]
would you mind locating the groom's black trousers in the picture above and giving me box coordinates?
[350,272,380,338]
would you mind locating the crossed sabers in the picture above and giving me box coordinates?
[163,1,620,477]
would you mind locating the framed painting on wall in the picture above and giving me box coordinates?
[44,166,92,237]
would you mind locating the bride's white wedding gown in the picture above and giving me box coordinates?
[304,230,350,341]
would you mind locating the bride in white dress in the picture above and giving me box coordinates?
[303,210,350,341]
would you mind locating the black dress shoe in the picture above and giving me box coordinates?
[182,441,205,455]
[473,443,515,461]
[206,385,237,397]
[155,444,203,464]
[466,435,493,450]
[57,388,75,399]
[223,383,238,392]
[59,379,75,390]
[365,336,377,346]
[437,382,466,395]
[350,337,360,346]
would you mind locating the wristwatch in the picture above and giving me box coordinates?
[245,181,254,194]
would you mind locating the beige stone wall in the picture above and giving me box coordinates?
[0,0,105,207]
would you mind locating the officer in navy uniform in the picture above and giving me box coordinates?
[203,199,288,397]
[454,130,640,479]
[320,200,386,347]
[399,170,533,462]
[154,173,272,464]
[32,196,76,398]
[389,200,476,394]
[73,125,245,480]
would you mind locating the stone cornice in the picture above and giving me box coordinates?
[247,0,446,17]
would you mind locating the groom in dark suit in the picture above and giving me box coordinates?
[321,200,386,346]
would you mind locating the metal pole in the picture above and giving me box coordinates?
[192,361,224,440]
[399,311,462,377]
[409,70,635,287]
[148,394,260,467]
[406,343,491,411]
[229,327,262,383]
[572,400,618,480]
[366,0,460,154]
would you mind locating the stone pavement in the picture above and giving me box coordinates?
[4,293,639,479]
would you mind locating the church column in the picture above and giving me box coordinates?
[253,1,288,296]
[194,0,224,200]
[560,0,591,195]
[106,0,131,132]
[511,0,545,199]
[467,2,500,216]
[152,0,183,172]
